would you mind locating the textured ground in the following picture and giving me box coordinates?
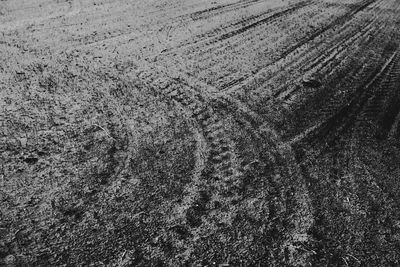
[1,0,400,266]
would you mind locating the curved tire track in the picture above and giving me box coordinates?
[133,59,314,264]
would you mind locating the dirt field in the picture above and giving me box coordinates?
[1,0,400,265]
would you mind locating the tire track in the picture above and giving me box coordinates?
[354,50,400,140]
[220,0,377,95]
[388,106,400,139]
[273,0,376,61]
[296,1,400,145]
[284,20,391,145]
[213,0,312,43]
[306,6,398,119]
[274,15,382,100]
[229,0,390,106]
[277,10,386,102]
[163,0,314,54]
[304,0,394,76]
[288,0,397,83]
[179,0,266,21]
[132,58,314,264]
[291,50,399,149]
[71,0,290,52]
[70,1,292,53]
[303,12,380,74]
[134,66,243,230]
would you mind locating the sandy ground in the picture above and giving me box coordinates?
[1,0,400,265]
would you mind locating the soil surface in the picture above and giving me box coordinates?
[1,0,400,266]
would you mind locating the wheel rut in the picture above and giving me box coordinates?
[219,0,379,95]
[276,6,387,101]
[179,0,266,21]
[354,50,400,140]
[132,59,314,264]
[163,0,314,55]
[291,49,400,150]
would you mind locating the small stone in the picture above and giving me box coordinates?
[302,73,322,88]
[19,137,28,148]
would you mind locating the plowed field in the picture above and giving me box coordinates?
[1,0,400,265]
